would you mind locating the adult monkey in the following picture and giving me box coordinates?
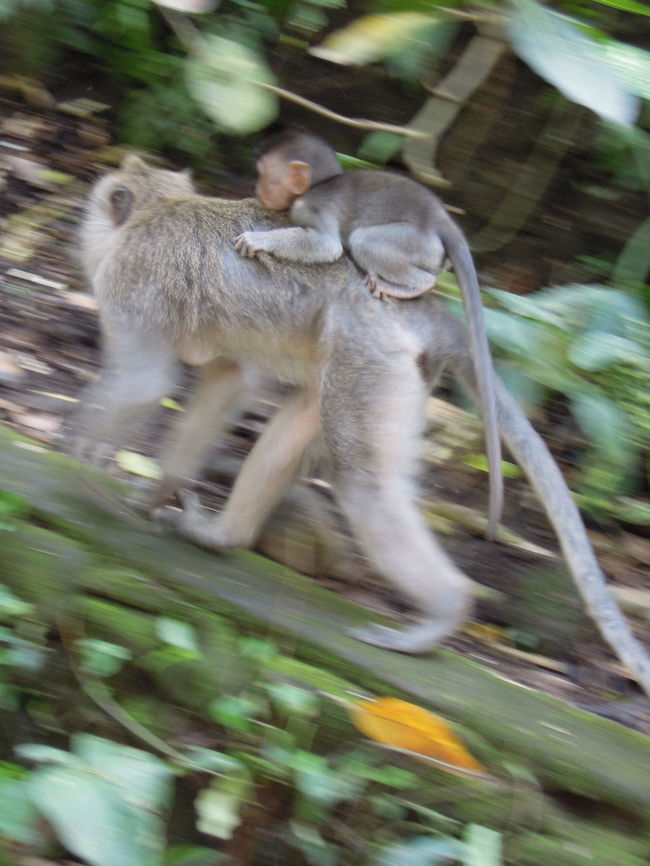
[235,128,503,539]
[77,155,650,693]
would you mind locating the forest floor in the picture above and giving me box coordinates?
[1,86,650,734]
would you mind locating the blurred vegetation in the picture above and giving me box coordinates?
[0,577,505,866]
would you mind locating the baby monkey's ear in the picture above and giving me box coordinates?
[286,160,312,196]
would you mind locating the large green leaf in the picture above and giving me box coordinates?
[597,41,650,100]
[507,0,639,125]
[23,735,174,866]
[570,392,627,455]
[29,765,167,866]
[186,35,278,135]
[75,734,174,811]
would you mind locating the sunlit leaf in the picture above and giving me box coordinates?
[115,450,162,480]
[265,682,320,717]
[29,763,168,866]
[186,35,278,135]
[590,0,650,17]
[0,583,33,617]
[209,695,258,732]
[464,823,502,866]
[195,783,246,839]
[507,0,639,125]
[350,698,486,775]
[310,13,439,66]
[77,638,133,678]
[568,332,646,370]
[374,835,467,866]
[0,778,42,845]
[156,617,200,653]
[596,40,650,100]
[153,0,218,12]
[75,735,173,812]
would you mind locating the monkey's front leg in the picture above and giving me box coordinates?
[234,227,342,264]
[163,386,322,549]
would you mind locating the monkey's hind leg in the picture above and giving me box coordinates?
[348,225,442,302]
[321,346,471,653]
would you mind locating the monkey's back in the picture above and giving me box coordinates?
[91,194,361,383]
[305,170,447,234]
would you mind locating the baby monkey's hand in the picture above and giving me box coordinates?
[234,231,275,258]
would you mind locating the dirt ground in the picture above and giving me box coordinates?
[1,89,649,733]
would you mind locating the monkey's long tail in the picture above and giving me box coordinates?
[444,227,503,539]
[495,376,650,698]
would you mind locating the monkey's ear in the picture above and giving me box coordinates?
[110,186,134,226]
[120,154,148,173]
[286,161,312,196]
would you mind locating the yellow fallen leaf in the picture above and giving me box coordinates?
[115,450,162,480]
[350,697,486,775]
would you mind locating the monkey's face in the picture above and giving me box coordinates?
[255,153,312,211]
[255,154,295,211]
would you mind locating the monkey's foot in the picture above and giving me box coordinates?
[348,619,457,654]
[156,490,251,550]
[366,274,435,301]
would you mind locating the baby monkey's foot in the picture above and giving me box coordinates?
[366,273,434,301]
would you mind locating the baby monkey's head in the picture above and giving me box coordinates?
[255,127,342,211]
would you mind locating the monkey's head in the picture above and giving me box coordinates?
[89,154,195,227]
[255,128,342,211]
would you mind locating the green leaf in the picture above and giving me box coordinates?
[0,778,42,845]
[570,392,627,455]
[186,35,278,135]
[195,784,243,840]
[0,584,33,618]
[16,743,83,766]
[0,491,29,529]
[568,332,646,371]
[373,835,467,865]
[180,748,245,774]
[310,12,440,66]
[507,0,639,125]
[156,617,200,653]
[265,683,320,718]
[77,639,133,678]
[209,695,259,732]
[74,734,173,812]
[288,821,339,866]
[115,450,162,480]
[464,823,502,866]
[590,0,650,18]
[613,216,650,287]
[596,40,650,100]
[164,844,228,866]
[29,764,167,866]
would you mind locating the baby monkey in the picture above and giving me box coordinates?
[235,128,448,300]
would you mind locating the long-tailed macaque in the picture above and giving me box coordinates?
[234,128,502,538]
[76,155,650,693]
